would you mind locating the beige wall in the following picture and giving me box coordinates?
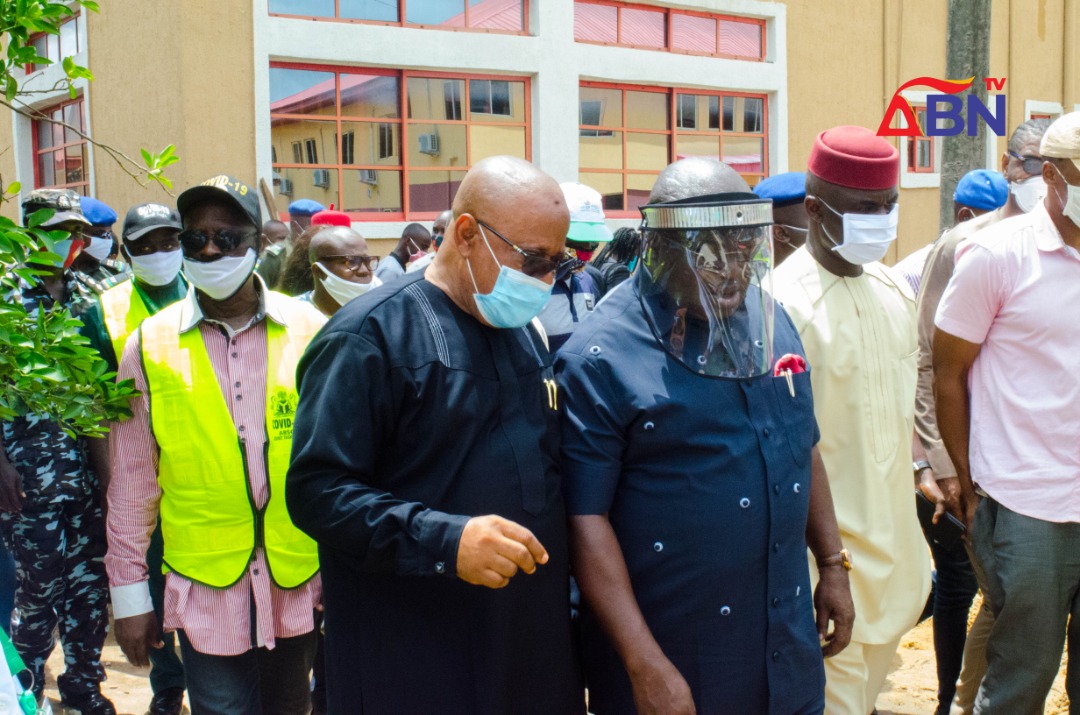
[0,102,17,221]
[782,0,1080,263]
[86,0,256,221]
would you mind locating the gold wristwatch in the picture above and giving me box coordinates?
[817,548,853,571]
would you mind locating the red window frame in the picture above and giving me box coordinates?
[26,13,79,73]
[907,106,935,174]
[269,0,530,36]
[270,62,531,221]
[578,81,769,218]
[31,95,89,195]
[573,0,765,62]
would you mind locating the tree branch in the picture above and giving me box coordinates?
[2,95,175,197]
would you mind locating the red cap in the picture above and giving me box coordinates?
[807,126,899,190]
[311,209,351,227]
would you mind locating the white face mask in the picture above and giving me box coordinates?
[82,235,113,263]
[317,264,382,306]
[1009,175,1047,213]
[183,248,256,301]
[1052,166,1080,229]
[818,200,898,265]
[129,249,183,287]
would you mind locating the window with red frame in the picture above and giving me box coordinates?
[269,64,530,220]
[27,14,79,72]
[268,0,527,34]
[907,106,934,173]
[578,82,767,215]
[574,1,764,61]
[33,96,88,195]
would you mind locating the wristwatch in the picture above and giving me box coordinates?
[817,548,853,571]
[913,459,932,476]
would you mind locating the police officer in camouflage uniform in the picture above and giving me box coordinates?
[0,190,116,715]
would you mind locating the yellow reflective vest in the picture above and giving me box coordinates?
[99,279,152,361]
[140,291,325,589]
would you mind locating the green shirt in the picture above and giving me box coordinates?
[78,275,188,373]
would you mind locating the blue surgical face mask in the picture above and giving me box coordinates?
[466,225,553,329]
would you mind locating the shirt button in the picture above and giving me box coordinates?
[720,606,731,616]
[773,542,780,553]
[739,498,751,509]
[653,541,663,552]
[234,381,241,388]
[772,651,781,662]
[772,597,781,608]
[773,484,781,495]
[236,394,243,401]
[253,567,260,575]
[434,562,446,574]
[763,428,770,438]
[644,421,655,431]
[231,338,237,346]
[231,352,239,358]
[589,345,602,355]
[239,425,246,433]
[793,482,801,494]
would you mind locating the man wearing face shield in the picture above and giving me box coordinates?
[558,157,852,714]
[934,112,1080,715]
[286,156,582,714]
[773,127,931,715]
[105,176,328,714]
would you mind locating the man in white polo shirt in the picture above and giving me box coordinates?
[934,111,1080,714]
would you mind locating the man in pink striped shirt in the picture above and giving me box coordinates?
[106,176,326,715]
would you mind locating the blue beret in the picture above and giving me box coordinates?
[953,169,1008,211]
[753,172,806,207]
[80,196,117,226]
[288,199,325,217]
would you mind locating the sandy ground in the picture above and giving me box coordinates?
[37,612,1068,715]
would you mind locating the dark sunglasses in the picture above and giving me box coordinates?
[321,254,379,272]
[1008,151,1046,176]
[476,219,562,278]
[179,228,258,254]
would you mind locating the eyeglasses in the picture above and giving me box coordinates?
[1008,151,1046,176]
[476,219,563,278]
[178,228,258,254]
[321,254,379,272]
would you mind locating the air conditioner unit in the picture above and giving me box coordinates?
[313,169,331,188]
[359,169,378,185]
[418,133,440,156]
[279,178,294,196]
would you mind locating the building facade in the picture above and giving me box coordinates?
[2,0,1078,260]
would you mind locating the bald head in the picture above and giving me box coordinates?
[453,156,568,231]
[428,156,569,327]
[308,226,368,264]
[649,157,749,204]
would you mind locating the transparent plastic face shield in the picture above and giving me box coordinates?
[638,193,775,378]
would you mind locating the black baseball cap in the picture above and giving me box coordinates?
[176,175,262,230]
[123,203,183,242]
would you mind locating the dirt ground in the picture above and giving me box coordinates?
[38,611,1069,715]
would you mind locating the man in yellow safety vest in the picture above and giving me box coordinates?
[104,176,327,714]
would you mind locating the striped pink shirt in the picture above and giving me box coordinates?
[105,288,321,656]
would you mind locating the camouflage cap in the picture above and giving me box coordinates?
[21,188,91,229]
